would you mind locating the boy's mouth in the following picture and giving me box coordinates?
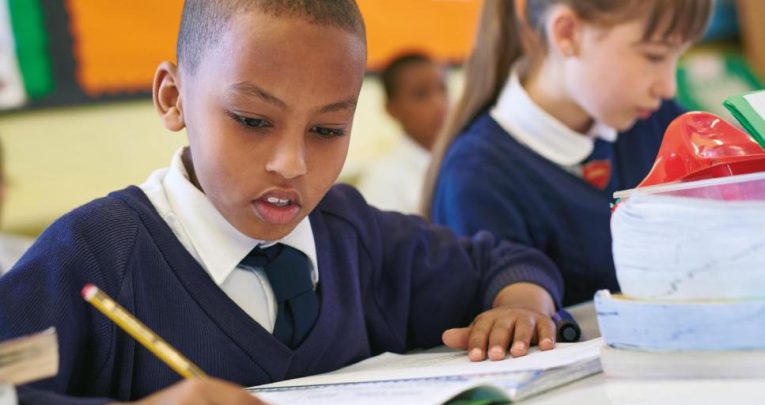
[252,190,302,225]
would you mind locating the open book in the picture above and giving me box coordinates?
[248,338,603,404]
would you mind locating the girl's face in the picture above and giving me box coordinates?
[562,17,688,131]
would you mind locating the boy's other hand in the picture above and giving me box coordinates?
[114,378,267,405]
[442,282,557,361]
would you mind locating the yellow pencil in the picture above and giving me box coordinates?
[81,283,208,379]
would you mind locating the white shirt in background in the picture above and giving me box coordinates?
[356,135,430,215]
[140,147,318,332]
[0,233,33,276]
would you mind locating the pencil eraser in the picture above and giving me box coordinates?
[81,283,97,301]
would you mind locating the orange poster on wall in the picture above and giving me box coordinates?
[65,0,183,96]
[358,0,481,69]
[64,0,480,97]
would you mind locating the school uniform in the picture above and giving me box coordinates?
[431,70,684,306]
[0,149,562,404]
[356,135,430,214]
[139,150,320,332]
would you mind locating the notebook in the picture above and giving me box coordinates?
[723,89,765,148]
[248,338,603,404]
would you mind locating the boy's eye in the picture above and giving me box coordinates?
[312,126,346,138]
[231,113,271,128]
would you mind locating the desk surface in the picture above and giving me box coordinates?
[526,302,765,404]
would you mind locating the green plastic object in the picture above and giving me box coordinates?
[723,90,765,149]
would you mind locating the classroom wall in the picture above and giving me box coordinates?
[0,101,184,235]
[0,70,463,236]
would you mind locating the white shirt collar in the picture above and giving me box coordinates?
[490,66,617,166]
[142,148,318,286]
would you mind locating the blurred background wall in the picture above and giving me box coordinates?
[0,71,465,235]
[0,0,762,236]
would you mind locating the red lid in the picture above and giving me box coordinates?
[638,112,765,187]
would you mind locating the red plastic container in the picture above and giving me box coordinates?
[639,112,765,187]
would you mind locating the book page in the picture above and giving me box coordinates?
[252,377,499,405]
[259,338,602,388]
[249,338,603,404]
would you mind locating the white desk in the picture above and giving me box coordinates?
[525,302,765,404]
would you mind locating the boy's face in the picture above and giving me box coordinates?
[563,17,687,131]
[387,62,448,151]
[175,12,365,240]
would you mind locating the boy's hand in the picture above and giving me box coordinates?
[114,378,267,405]
[442,282,557,361]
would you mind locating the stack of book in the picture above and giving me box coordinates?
[597,172,765,378]
[0,327,59,402]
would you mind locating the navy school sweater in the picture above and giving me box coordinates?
[0,184,562,404]
[432,101,683,306]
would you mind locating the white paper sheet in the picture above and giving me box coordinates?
[260,338,601,388]
[250,339,603,404]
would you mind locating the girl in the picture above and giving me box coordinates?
[423,0,712,306]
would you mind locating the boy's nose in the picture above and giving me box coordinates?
[265,135,307,180]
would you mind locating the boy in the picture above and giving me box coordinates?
[0,1,562,403]
[357,52,448,213]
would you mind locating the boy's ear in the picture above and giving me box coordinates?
[153,61,185,132]
[547,6,582,58]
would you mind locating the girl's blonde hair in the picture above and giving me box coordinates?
[421,0,712,218]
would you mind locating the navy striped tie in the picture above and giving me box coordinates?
[241,244,319,348]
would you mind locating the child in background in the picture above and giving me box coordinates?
[424,0,712,306]
[0,1,564,403]
[0,139,32,276]
[357,52,448,214]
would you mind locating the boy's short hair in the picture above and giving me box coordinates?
[177,0,366,75]
[381,52,434,99]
